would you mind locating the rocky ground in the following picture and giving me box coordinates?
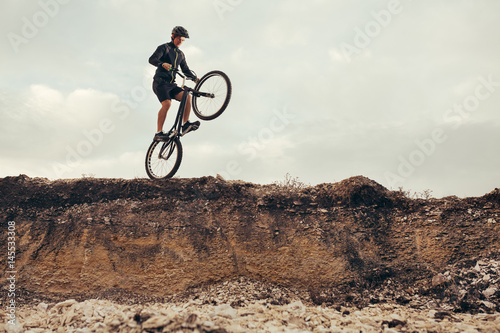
[2,273,500,332]
[2,257,499,332]
[2,300,499,333]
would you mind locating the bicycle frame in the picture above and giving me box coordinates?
[157,69,207,160]
[166,69,214,139]
[168,82,189,139]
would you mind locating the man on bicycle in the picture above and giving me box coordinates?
[149,26,200,141]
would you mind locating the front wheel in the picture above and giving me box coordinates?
[192,70,232,121]
[145,138,183,179]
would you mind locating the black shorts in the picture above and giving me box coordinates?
[152,79,183,103]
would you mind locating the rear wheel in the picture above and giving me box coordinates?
[192,70,231,120]
[145,138,183,179]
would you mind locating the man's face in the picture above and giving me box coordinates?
[173,36,185,47]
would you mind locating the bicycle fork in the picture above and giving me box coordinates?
[158,141,176,160]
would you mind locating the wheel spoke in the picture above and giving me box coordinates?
[192,71,231,120]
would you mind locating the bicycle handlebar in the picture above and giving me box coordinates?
[167,68,213,97]
[168,67,197,81]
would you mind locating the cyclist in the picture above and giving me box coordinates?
[149,26,200,141]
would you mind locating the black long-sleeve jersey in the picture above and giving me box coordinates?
[149,41,196,83]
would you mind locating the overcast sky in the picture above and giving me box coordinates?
[1,0,499,198]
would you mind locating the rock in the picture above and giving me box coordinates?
[483,287,497,298]
[182,313,198,329]
[432,273,448,288]
[54,299,77,309]
[37,302,49,312]
[288,300,306,314]
[5,323,24,333]
[142,315,173,330]
[482,301,496,309]
[213,304,237,319]
[60,307,76,326]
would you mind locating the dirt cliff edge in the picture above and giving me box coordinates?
[1,175,499,312]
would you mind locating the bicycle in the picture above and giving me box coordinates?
[145,69,232,179]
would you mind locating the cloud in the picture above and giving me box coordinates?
[182,45,204,62]
[0,84,144,171]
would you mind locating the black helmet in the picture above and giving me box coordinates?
[172,26,189,38]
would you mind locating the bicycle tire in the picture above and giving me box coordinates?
[145,138,183,179]
[192,70,232,121]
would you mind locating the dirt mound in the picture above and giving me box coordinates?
[1,175,499,315]
[482,188,500,204]
[315,176,392,208]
